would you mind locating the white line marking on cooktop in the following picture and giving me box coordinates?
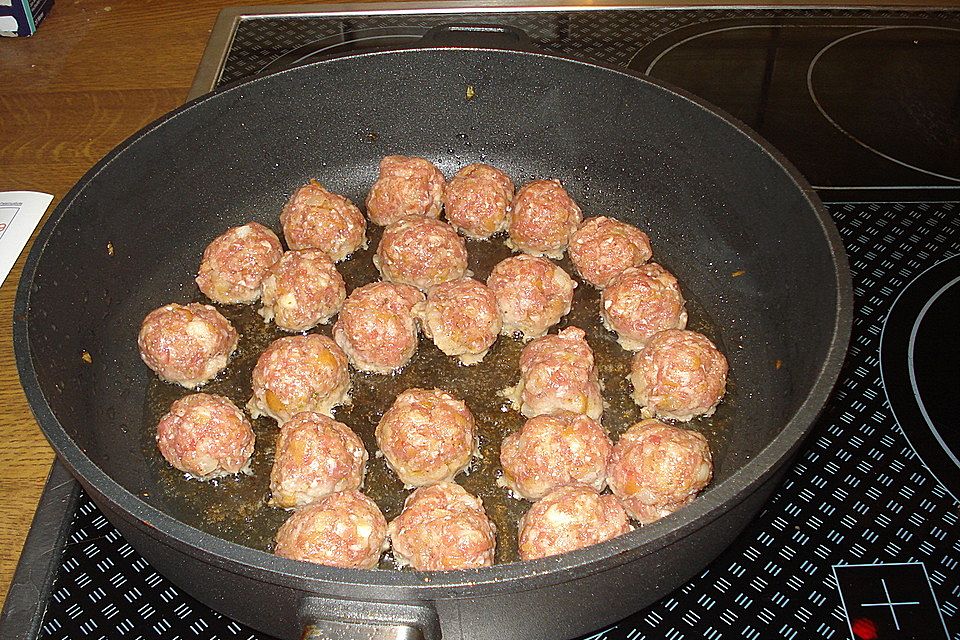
[879,253,960,507]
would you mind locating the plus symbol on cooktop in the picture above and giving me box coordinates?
[860,577,919,630]
[832,562,950,639]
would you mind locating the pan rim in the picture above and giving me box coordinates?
[13,45,853,596]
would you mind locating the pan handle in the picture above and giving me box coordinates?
[419,23,532,49]
[299,595,441,640]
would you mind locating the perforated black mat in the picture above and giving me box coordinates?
[33,201,960,640]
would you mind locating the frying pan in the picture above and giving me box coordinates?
[14,31,852,640]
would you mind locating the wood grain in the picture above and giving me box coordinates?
[0,0,944,616]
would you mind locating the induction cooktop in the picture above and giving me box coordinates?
[3,5,960,640]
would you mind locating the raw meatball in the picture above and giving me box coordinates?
[248,334,350,424]
[601,263,687,351]
[269,411,367,509]
[274,490,387,569]
[499,412,612,501]
[374,217,468,291]
[138,302,239,388]
[507,179,582,258]
[607,419,713,524]
[414,277,501,365]
[503,327,603,421]
[259,250,346,332]
[517,486,633,560]
[569,216,652,288]
[196,222,283,304]
[156,393,255,480]
[365,155,446,226]
[387,482,496,571]
[630,329,728,421]
[486,254,576,341]
[332,281,424,374]
[280,181,367,262]
[376,388,477,488]
[443,163,514,239]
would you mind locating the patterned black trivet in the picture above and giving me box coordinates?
[32,201,960,640]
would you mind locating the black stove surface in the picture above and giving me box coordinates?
[4,6,960,640]
[217,8,960,200]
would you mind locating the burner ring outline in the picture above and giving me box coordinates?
[806,25,960,184]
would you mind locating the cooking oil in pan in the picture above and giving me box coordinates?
[142,226,736,566]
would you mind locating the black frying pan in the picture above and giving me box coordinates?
[14,35,851,640]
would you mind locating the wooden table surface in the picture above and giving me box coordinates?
[0,0,945,614]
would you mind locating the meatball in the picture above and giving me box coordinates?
[280,181,367,262]
[156,393,255,480]
[248,334,350,424]
[274,490,387,569]
[601,263,687,351]
[269,411,367,509]
[387,482,496,571]
[486,254,576,340]
[506,179,582,258]
[499,412,612,501]
[569,216,653,288]
[503,327,603,421]
[607,419,713,524]
[414,277,501,365]
[374,217,468,291]
[443,163,515,239]
[630,329,728,421]
[517,486,633,560]
[196,222,283,304]
[332,281,424,374]
[259,250,346,332]
[365,155,446,226]
[138,302,239,388]
[376,388,477,488]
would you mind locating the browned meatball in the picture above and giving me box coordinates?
[269,411,367,509]
[486,254,576,340]
[259,250,346,332]
[280,181,367,262]
[196,222,283,304]
[374,217,468,291]
[376,389,477,488]
[332,281,424,374]
[414,277,501,365]
[607,419,713,524]
[601,264,687,351]
[507,179,582,258]
[499,412,612,501]
[274,490,387,569]
[517,486,633,560]
[387,482,496,571]
[365,155,446,226]
[443,163,515,239]
[156,393,255,480]
[503,327,603,421]
[248,334,350,424]
[569,216,652,288]
[138,303,239,388]
[630,329,728,421]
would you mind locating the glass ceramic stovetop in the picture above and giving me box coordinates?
[2,5,960,640]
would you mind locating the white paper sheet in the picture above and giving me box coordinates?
[0,191,54,286]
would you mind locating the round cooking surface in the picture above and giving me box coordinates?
[808,26,960,182]
[880,253,960,503]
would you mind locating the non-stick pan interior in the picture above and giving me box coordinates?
[21,49,841,566]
